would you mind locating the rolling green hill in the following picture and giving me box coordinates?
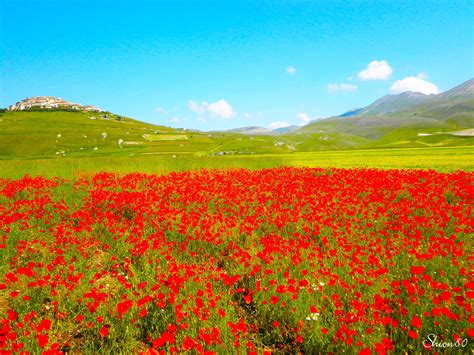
[0,110,173,158]
[1,78,472,160]
[0,110,300,159]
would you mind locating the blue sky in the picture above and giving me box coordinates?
[1,0,473,130]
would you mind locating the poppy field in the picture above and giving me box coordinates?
[0,167,472,354]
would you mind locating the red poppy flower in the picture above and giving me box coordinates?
[99,326,109,338]
[408,330,418,339]
[411,315,422,329]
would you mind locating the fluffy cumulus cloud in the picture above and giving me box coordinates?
[208,100,235,118]
[286,66,296,75]
[269,121,291,130]
[327,83,358,92]
[390,76,440,95]
[188,99,236,119]
[358,60,393,80]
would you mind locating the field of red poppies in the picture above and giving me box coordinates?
[0,167,472,354]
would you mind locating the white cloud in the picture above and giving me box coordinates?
[269,121,291,130]
[188,99,236,119]
[327,83,358,92]
[208,100,236,118]
[244,112,251,119]
[390,76,439,95]
[358,60,393,80]
[169,117,181,123]
[347,75,354,81]
[286,66,296,75]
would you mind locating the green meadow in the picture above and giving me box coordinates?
[1,146,472,179]
[0,110,472,179]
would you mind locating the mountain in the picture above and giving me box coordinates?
[294,78,474,149]
[272,125,299,133]
[355,91,432,116]
[336,78,474,119]
[438,78,474,100]
[338,93,432,118]
[225,126,274,135]
[226,125,300,135]
[338,108,364,117]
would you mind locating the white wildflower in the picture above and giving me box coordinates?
[305,312,320,321]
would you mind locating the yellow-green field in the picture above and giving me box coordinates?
[143,134,189,141]
[0,146,472,179]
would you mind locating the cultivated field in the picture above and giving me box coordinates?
[0,146,473,179]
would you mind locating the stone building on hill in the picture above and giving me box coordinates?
[8,96,103,112]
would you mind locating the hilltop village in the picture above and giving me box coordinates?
[8,96,103,112]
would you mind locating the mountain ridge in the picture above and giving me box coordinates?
[294,78,473,149]
[338,78,474,118]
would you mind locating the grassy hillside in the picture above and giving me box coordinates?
[296,112,473,148]
[1,78,473,162]
[0,110,174,158]
[0,111,299,159]
[1,110,472,161]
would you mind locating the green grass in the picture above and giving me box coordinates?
[143,134,189,141]
[0,111,300,159]
[0,146,472,179]
[0,110,172,158]
[0,110,472,179]
[1,111,473,163]
[276,146,474,171]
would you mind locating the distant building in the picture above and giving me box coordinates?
[84,105,102,112]
[8,96,103,112]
